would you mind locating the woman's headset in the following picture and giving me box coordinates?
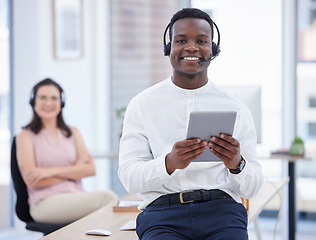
[162,20,221,60]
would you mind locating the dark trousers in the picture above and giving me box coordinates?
[136,197,248,240]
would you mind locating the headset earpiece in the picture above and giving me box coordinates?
[211,21,221,60]
[29,87,36,107]
[163,42,171,56]
[163,23,171,56]
[29,98,35,107]
[60,95,65,108]
[61,100,65,108]
[212,42,221,59]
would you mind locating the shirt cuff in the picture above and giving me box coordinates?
[154,153,172,181]
[228,160,249,188]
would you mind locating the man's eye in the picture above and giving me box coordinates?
[198,40,208,44]
[176,40,186,43]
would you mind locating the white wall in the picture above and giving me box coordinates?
[0,185,10,228]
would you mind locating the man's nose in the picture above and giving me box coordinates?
[185,41,198,52]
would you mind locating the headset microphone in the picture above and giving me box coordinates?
[198,58,213,65]
[198,40,221,65]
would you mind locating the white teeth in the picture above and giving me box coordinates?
[183,57,199,61]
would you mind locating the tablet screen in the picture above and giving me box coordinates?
[186,111,237,162]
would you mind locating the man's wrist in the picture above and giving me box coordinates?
[165,154,175,175]
[229,155,246,174]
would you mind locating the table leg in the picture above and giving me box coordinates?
[289,161,296,240]
[254,218,262,240]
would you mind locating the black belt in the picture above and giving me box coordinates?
[148,189,231,207]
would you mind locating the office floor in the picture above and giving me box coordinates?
[0,228,42,240]
[0,216,315,240]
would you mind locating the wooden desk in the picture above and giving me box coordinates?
[41,210,138,240]
[93,153,119,160]
[40,205,139,240]
[40,178,288,240]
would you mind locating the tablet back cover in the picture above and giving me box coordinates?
[186,111,237,162]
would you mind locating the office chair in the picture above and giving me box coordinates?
[10,136,65,235]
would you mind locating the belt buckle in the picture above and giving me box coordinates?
[179,190,194,204]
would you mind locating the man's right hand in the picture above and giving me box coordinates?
[165,138,207,174]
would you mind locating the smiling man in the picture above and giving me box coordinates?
[119,8,263,240]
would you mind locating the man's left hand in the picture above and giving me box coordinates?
[208,134,241,169]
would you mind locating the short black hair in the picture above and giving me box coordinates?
[169,8,214,41]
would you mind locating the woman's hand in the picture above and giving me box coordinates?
[73,155,95,169]
[24,168,54,187]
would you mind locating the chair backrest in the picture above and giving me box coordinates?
[10,136,33,223]
[10,136,66,235]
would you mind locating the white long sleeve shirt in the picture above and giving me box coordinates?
[118,77,263,210]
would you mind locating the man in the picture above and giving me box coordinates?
[119,8,263,240]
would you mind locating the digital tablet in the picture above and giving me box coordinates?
[186,111,237,162]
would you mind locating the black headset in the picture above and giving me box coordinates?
[163,20,221,60]
[29,84,65,108]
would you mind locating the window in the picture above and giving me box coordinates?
[0,0,12,229]
[308,122,316,137]
[297,0,316,226]
[0,0,11,184]
[309,96,316,108]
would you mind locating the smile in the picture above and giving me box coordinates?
[42,108,55,112]
[183,57,200,61]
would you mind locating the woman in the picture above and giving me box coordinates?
[16,78,118,225]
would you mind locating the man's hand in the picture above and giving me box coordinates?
[208,134,241,170]
[165,138,207,174]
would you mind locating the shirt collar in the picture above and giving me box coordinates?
[168,76,211,95]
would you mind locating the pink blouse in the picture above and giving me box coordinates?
[27,128,84,206]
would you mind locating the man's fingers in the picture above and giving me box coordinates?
[218,134,239,146]
[184,144,207,159]
[175,139,207,154]
[211,141,238,156]
[210,145,230,161]
[176,138,201,147]
[210,136,239,152]
[186,147,207,162]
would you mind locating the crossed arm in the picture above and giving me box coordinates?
[16,128,95,189]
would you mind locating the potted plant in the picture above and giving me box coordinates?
[116,106,126,138]
[289,136,305,156]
